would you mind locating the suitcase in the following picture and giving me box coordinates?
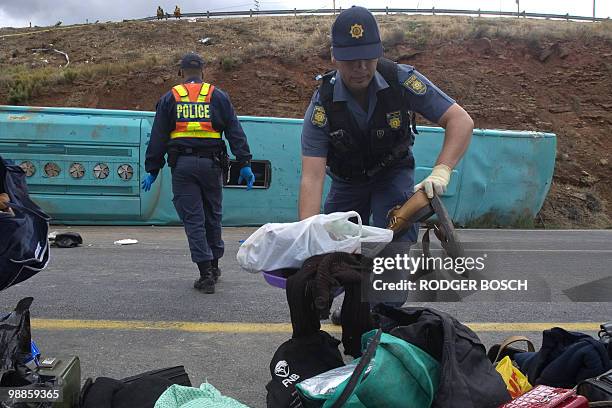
[79,365,192,407]
[500,385,588,407]
[577,368,612,402]
[120,365,191,386]
[36,356,80,408]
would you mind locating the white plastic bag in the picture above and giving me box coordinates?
[237,211,392,273]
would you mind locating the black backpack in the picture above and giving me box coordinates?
[266,331,344,408]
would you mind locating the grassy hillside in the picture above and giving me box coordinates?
[1,15,611,228]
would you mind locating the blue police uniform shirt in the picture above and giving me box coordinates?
[145,77,252,175]
[301,64,455,157]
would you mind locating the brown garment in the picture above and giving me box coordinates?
[286,253,374,357]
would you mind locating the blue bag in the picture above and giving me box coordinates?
[0,157,50,290]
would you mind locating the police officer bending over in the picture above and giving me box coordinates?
[299,7,473,246]
[143,52,255,294]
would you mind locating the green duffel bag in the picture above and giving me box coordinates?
[296,329,440,408]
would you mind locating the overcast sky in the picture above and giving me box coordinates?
[0,0,609,28]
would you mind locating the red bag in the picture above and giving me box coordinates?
[500,385,588,407]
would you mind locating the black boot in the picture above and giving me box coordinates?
[211,259,221,282]
[194,261,215,294]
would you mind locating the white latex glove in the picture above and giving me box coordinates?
[414,164,452,198]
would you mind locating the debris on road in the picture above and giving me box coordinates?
[114,238,139,245]
[49,231,83,247]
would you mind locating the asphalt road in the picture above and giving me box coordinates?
[1,227,611,407]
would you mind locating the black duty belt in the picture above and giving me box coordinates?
[174,147,220,158]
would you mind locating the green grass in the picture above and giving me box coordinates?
[0,55,170,105]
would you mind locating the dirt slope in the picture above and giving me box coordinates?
[1,16,610,228]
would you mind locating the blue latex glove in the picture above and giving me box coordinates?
[238,166,255,190]
[141,173,157,192]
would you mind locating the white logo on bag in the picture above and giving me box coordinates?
[275,361,290,378]
[274,360,300,387]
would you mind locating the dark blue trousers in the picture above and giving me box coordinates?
[324,163,418,306]
[323,163,419,243]
[171,155,224,263]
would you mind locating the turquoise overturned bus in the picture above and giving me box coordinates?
[0,105,556,226]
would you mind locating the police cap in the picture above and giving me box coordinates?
[180,52,205,69]
[331,6,383,61]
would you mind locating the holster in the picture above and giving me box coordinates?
[213,144,230,184]
[167,149,179,168]
[217,143,230,173]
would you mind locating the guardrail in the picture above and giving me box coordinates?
[142,8,608,22]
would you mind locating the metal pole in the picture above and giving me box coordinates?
[516,0,520,18]
[593,0,596,20]
[333,0,336,15]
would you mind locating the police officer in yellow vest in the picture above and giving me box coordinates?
[143,52,255,294]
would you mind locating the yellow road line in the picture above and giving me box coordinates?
[31,319,601,334]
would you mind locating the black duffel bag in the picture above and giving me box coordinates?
[0,156,50,291]
[577,368,612,403]
[80,366,192,408]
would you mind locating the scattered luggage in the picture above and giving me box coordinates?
[0,156,50,290]
[266,331,345,408]
[577,368,612,403]
[600,322,612,359]
[513,327,611,388]
[80,366,192,408]
[499,385,589,408]
[0,298,80,408]
[297,329,440,408]
[488,335,536,364]
[496,356,533,399]
[286,253,374,357]
[39,355,81,408]
[373,305,512,408]
[0,297,35,384]
[154,383,248,408]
